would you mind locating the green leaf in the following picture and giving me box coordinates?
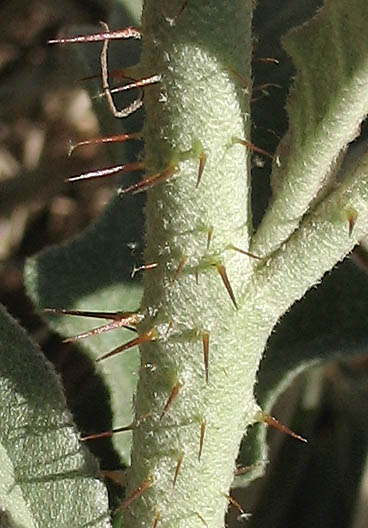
[236,260,368,485]
[0,305,110,527]
[25,0,144,469]
[25,194,144,464]
[253,0,368,255]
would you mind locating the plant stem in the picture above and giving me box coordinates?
[122,1,261,527]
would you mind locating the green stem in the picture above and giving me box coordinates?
[122,2,259,527]
[120,1,368,526]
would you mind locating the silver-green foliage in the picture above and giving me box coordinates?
[0,306,110,528]
[22,0,368,527]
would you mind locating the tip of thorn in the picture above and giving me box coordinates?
[262,413,308,444]
[68,141,75,157]
[216,264,238,309]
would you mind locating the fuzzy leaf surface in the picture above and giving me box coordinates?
[25,4,144,466]
[0,305,110,527]
[253,0,368,255]
[25,194,144,464]
[236,260,368,485]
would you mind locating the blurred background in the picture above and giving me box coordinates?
[0,0,116,331]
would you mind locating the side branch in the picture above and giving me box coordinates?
[249,152,368,326]
[251,0,368,257]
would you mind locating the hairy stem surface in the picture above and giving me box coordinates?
[122,2,259,527]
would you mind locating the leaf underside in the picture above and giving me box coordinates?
[0,305,110,527]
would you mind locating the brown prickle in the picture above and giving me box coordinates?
[48,26,141,45]
[172,451,184,489]
[227,67,250,91]
[45,307,143,323]
[81,430,114,442]
[206,226,214,250]
[44,308,143,342]
[62,320,135,343]
[81,424,134,442]
[202,332,210,384]
[253,82,282,93]
[198,419,206,461]
[225,494,245,515]
[261,412,307,443]
[160,381,183,420]
[196,151,207,188]
[153,511,161,528]
[131,262,158,278]
[229,244,262,260]
[172,255,188,283]
[96,327,158,363]
[254,57,279,64]
[65,161,144,183]
[347,209,358,236]
[116,476,153,513]
[55,27,141,44]
[109,74,161,96]
[119,167,177,196]
[251,84,282,104]
[69,132,142,156]
[194,268,199,285]
[216,264,238,309]
[234,466,252,477]
[193,512,209,527]
[233,137,274,161]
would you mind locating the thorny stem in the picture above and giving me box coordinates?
[119,1,368,526]
[43,0,368,526]
[123,1,257,527]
